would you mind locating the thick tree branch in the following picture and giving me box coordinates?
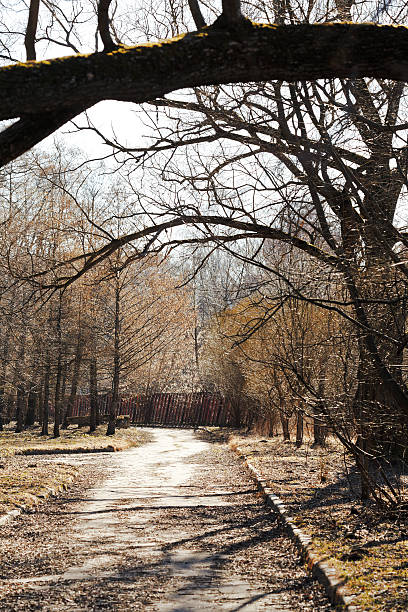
[1,22,408,166]
[221,0,242,24]
[0,106,86,167]
[2,23,408,119]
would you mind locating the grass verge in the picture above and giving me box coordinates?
[0,423,151,456]
[205,428,408,611]
[0,460,78,515]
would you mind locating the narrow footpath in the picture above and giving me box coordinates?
[0,429,331,611]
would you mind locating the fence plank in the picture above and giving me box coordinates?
[71,392,230,427]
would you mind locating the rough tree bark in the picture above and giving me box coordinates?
[1,22,408,168]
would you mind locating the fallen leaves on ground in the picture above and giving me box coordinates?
[206,428,408,611]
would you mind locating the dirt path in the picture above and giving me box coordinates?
[0,429,331,611]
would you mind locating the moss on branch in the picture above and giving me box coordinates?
[0,22,408,121]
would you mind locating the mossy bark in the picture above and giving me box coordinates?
[1,23,408,167]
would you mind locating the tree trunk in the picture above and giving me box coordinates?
[313,417,327,447]
[53,295,63,438]
[15,384,26,433]
[0,329,10,431]
[63,334,83,428]
[349,260,408,500]
[275,389,290,440]
[41,350,51,436]
[353,328,408,461]
[231,399,242,428]
[24,386,37,427]
[295,410,303,448]
[107,281,120,436]
[0,386,4,432]
[89,356,98,433]
[14,338,26,433]
[59,357,68,425]
[281,414,290,440]
[37,384,44,426]
[313,377,327,446]
[313,399,327,447]
[6,390,16,423]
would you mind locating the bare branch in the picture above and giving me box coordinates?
[188,0,206,29]
[97,0,117,52]
[26,213,342,293]
[24,0,40,61]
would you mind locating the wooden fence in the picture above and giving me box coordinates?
[72,392,233,427]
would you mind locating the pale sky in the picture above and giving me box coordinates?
[45,101,148,162]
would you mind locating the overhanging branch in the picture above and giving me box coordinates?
[26,213,341,291]
[2,22,408,119]
[0,106,87,167]
[1,21,408,166]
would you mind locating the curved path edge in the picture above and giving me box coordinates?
[0,441,132,527]
[229,441,359,611]
[0,476,76,527]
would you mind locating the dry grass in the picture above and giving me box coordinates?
[0,459,79,514]
[209,428,408,611]
[0,423,151,457]
[310,536,408,611]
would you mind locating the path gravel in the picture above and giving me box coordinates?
[0,428,332,611]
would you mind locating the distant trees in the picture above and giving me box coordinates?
[199,245,406,504]
[0,150,197,436]
[199,255,347,439]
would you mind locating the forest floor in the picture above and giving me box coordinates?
[0,428,331,611]
[0,424,151,516]
[211,428,408,611]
